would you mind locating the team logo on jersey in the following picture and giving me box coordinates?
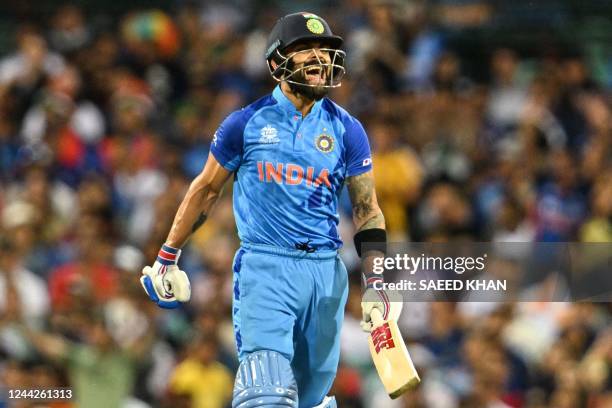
[315,133,334,153]
[259,125,280,144]
[306,18,325,35]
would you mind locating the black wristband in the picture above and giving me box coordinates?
[353,228,386,257]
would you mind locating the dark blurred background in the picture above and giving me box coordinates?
[0,1,611,407]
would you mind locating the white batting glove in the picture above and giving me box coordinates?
[360,276,403,332]
[140,244,191,309]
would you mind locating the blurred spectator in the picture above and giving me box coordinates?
[486,48,529,143]
[0,27,65,88]
[0,237,49,328]
[48,213,118,312]
[168,332,233,408]
[21,64,106,145]
[534,150,587,242]
[580,168,612,242]
[1,187,71,277]
[22,311,151,408]
[433,0,493,30]
[370,118,423,240]
[48,5,91,54]
[173,101,209,179]
[491,195,535,242]
[421,302,463,368]
[413,182,474,239]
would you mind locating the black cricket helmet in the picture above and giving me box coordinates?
[265,12,346,91]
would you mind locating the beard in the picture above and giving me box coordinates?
[287,63,330,101]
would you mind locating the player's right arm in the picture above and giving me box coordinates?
[141,109,245,309]
[140,153,232,308]
[165,152,232,248]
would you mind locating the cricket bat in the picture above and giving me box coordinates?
[368,308,420,398]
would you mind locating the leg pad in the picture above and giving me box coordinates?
[232,350,298,408]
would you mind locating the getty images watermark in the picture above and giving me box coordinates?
[370,253,507,292]
[362,242,612,302]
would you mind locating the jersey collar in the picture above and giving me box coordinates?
[272,85,323,116]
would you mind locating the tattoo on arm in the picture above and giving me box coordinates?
[350,174,374,219]
[347,172,385,231]
[191,212,207,232]
[360,212,385,231]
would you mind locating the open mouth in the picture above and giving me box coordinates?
[303,65,326,85]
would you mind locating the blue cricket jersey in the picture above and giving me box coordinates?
[210,86,372,250]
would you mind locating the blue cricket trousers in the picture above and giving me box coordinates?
[232,243,349,407]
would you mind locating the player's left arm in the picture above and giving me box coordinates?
[346,170,385,232]
[346,168,402,332]
[342,115,402,330]
[346,170,387,288]
[343,117,387,249]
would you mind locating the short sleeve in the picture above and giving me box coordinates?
[210,110,246,171]
[344,117,373,177]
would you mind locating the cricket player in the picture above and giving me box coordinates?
[140,12,401,408]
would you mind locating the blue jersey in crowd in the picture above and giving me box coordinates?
[211,86,372,250]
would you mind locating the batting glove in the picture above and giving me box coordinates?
[140,244,191,309]
[360,276,403,332]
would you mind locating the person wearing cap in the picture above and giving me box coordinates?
[140,12,401,408]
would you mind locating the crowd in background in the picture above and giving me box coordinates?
[0,0,611,407]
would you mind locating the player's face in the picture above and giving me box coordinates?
[285,41,335,100]
[287,42,332,87]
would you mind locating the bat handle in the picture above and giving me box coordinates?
[370,307,385,327]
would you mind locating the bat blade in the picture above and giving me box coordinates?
[368,309,420,398]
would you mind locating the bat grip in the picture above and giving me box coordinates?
[370,307,385,327]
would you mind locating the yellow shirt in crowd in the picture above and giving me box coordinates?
[373,148,423,237]
[169,359,233,408]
